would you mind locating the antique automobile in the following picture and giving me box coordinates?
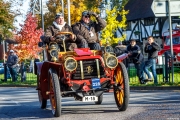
[35,32,129,117]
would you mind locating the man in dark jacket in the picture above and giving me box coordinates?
[7,50,19,82]
[144,36,160,84]
[126,39,146,84]
[44,13,77,51]
[72,11,106,50]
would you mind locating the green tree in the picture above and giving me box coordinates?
[0,0,15,39]
[0,0,26,39]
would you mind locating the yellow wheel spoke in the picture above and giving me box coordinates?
[115,65,124,105]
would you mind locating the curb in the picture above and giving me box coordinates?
[0,85,36,88]
[130,86,180,90]
[0,85,179,90]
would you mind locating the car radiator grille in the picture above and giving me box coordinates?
[71,59,105,80]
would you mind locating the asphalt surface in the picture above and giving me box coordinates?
[0,87,180,120]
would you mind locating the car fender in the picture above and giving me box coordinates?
[35,62,44,75]
[36,61,62,100]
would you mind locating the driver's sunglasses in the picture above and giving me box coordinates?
[84,15,90,18]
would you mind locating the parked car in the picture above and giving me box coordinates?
[0,63,11,79]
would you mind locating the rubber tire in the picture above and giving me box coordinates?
[48,68,61,117]
[37,74,47,109]
[94,94,103,105]
[114,62,129,111]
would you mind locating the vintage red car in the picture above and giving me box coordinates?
[34,32,129,117]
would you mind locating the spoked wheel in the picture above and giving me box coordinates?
[37,74,47,109]
[94,94,103,105]
[113,62,129,111]
[48,68,61,117]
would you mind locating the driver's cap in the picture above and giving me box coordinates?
[82,11,89,16]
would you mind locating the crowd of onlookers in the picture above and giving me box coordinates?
[115,36,161,84]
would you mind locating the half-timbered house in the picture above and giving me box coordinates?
[116,0,180,56]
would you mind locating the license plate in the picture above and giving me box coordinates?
[82,96,98,102]
[92,78,101,89]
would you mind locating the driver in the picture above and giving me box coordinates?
[44,13,77,51]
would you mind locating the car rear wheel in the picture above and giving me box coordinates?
[94,94,103,105]
[37,74,47,109]
[48,68,61,117]
[113,62,129,111]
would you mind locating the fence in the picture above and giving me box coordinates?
[128,63,180,84]
[0,63,37,82]
[0,61,180,84]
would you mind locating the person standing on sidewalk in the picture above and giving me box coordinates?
[7,50,19,82]
[144,36,160,84]
[126,39,146,84]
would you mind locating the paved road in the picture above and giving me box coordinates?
[0,87,180,120]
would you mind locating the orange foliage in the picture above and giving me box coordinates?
[15,13,43,61]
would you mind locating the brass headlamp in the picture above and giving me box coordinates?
[64,57,77,72]
[49,42,59,62]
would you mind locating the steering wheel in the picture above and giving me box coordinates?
[54,32,73,37]
[53,32,73,43]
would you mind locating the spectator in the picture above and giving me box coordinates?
[44,12,77,51]
[7,50,19,82]
[72,10,106,50]
[126,39,146,84]
[144,36,160,84]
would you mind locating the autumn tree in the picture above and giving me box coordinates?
[14,13,43,61]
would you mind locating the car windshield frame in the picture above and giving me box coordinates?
[165,36,180,46]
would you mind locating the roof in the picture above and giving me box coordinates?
[117,0,155,21]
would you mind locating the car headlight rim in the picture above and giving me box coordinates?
[64,57,77,72]
[50,49,58,57]
[104,45,114,53]
[105,55,118,69]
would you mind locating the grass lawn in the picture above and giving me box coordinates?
[0,68,180,87]
[0,73,37,86]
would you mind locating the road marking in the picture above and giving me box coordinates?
[0,98,19,106]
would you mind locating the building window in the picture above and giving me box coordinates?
[126,22,131,30]
[144,18,154,26]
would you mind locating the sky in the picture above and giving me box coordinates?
[13,0,30,30]
[12,0,48,30]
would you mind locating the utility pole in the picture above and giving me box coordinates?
[67,0,71,26]
[61,0,64,15]
[168,0,174,83]
[40,0,44,31]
